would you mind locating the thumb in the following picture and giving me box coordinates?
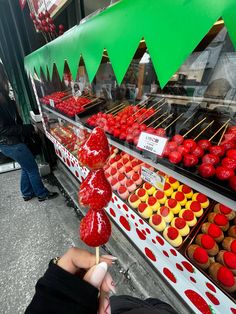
[83,262,108,289]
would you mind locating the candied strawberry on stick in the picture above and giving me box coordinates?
[80,209,111,247]
[79,169,112,210]
[78,127,110,169]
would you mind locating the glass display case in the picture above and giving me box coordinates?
[28,20,236,314]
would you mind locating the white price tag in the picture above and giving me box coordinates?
[137,132,168,156]
[49,99,55,108]
[141,167,166,191]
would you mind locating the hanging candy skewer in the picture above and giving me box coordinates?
[193,120,214,141]
[209,119,231,142]
[183,117,207,138]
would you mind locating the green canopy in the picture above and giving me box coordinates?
[24,0,236,88]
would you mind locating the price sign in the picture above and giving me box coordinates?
[137,132,168,156]
[49,99,55,108]
[141,167,166,191]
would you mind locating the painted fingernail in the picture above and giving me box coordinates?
[101,255,118,261]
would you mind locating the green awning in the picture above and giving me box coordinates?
[24,0,236,88]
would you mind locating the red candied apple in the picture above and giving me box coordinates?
[215,166,234,181]
[202,154,220,166]
[167,141,178,152]
[183,139,197,151]
[229,176,236,191]
[197,139,211,151]
[163,145,170,157]
[168,151,182,164]
[198,163,215,178]
[221,141,236,151]
[183,154,199,167]
[222,157,236,170]
[80,209,111,247]
[172,134,184,145]
[226,149,236,160]
[192,146,204,158]
[155,128,166,137]
[209,145,225,157]
[177,145,190,156]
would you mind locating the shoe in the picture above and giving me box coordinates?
[38,191,59,202]
[23,195,35,201]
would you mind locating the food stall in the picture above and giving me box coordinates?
[25,1,236,313]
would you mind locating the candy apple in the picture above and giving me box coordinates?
[202,154,220,166]
[183,154,199,167]
[168,151,182,164]
[209,145,225,157]
[229,176,236,191]
[192,146,204,158]
[198,163,215,178]
[197,139,211,151]
[183,139,197,151]
[172,134,184,145]
[226,149,236,160]
[221,157,236,170]
[215,166,234,181]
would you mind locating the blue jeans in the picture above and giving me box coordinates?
[0,143,48,198]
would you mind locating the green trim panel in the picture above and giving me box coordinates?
[24,0,236,88]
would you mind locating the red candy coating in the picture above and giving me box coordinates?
[167,227,179,240]
[152,214,162,225]
[160,206,170,217]
[201,234,215,249]
[155,191,165,199]
[196,193,207,203]
[137,188,146,197]
[219,204,232,215]
[182,210,194,221]
[214,214,228,226]
[193,247,208,264]
[175,218,186,229]
[147,196,157,206]
[231,240,236,254]
[138,203,148,213]
[182,185,192,194]
[224,252,236,269]
[208,224,222,238]
[129,194,139,202]
[190,201,201,212]
[175,191,185,201]
[167,198,178,208]
[217,266,235,287]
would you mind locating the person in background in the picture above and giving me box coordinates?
[25,247,178,314]
[0,62,58,202]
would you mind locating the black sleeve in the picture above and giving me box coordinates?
[0,121,34,138]
[25,261,99,314]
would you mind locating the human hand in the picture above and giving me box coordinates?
[57,247,116,314]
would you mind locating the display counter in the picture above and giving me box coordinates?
[25,2,236,312]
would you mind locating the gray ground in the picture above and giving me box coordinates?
[0,169,191,314]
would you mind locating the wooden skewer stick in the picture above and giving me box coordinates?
[140,102,167,124]
[84,97,100,106]
[132,103,148,115]
[209,119,231,142]
[154,113,174,129]
[113,105,129,116]
[147,111,168,127]
[183,117,207,138]
[134,100,165,122]
[193,120,214,141]
[218,123,229,145]
[110,104,127,115]
[106,102,125,114]
[164,113,184,130]
[96,247,99,265]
